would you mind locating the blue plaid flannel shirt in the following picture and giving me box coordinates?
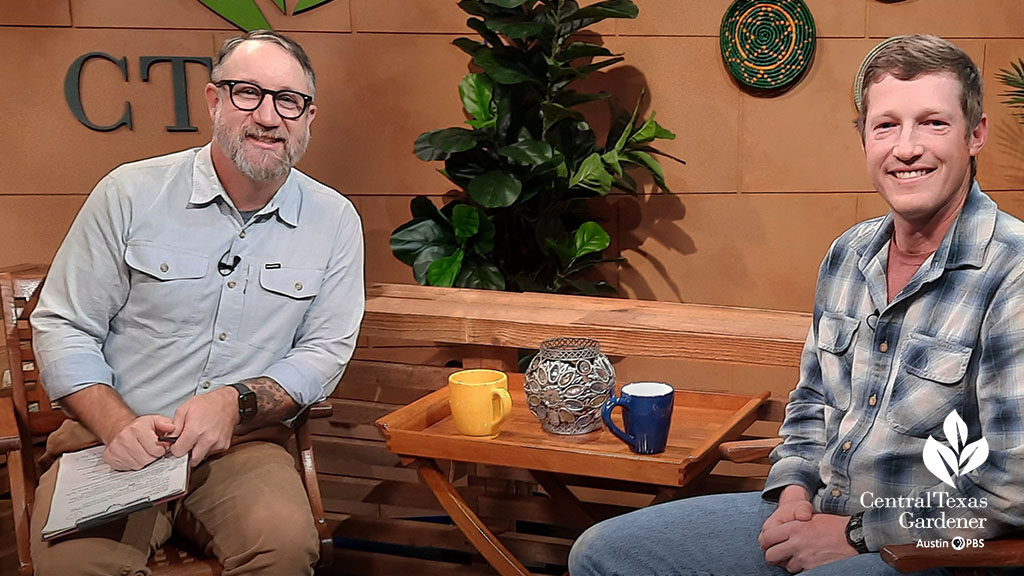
[763,183,1024,550]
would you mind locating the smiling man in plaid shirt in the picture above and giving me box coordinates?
[569,35,1024,576]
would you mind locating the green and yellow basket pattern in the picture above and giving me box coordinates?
[720,0,816,90]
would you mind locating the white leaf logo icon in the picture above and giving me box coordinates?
[924,410,989,490]
[924,436,958,488]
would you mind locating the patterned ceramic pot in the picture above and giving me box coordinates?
[524,337,615,435]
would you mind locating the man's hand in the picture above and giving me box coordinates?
[760,485,814,537]
[168,387,239,466]
[103,414,176,471]
[760,512,857,573]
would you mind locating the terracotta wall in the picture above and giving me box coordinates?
[2,0,1024,314]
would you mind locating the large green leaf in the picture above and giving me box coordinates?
[467,18,503,46]
[573,221,610,258]
[564,0,638,22]
[390,219,457,266]
[601,149,622,177]
[569,152,613,193]
[427,249,465,287]
[414,128,477,161]
[459,73,495,128]
[452,204,481,243]
[474,48,535,85]
[543,238,575,267]
[412,245,455,285]
[468,171,522,208]
[472,213,496,254]
[623,150,669,191]
[629,112,677,144]
[453,37,485,56]
[556,42,614,62]
[486,20,546,39]
[456,261,506,290]
[498,139,553,165]
[410,196,448,225]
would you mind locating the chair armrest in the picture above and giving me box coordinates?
[882,535,1024,572]
[294,401,333,568]
[718,437,781,464]
[0,395,22,453]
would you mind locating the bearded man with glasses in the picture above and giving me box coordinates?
[29,30,364,575]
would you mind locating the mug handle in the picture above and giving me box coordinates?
[490,388,513,432]
[602,394,635,448]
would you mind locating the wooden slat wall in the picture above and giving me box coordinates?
[315,285,805,574]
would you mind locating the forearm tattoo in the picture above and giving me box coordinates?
[240,376,300,426]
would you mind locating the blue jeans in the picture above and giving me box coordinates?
[568,492,949,576]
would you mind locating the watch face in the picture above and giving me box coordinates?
[233,384,257,421]
[850,527,863,542]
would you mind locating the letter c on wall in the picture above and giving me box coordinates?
[65,52,133,132]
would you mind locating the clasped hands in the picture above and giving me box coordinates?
[102,387,239,471]
[758,485,858,573]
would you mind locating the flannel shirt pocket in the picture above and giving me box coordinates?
[886,333,971,437]
[817,311,859,411]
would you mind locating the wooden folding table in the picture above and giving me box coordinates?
[376,374,767,576]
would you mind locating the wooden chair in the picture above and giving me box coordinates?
[0,266,334,576]
[718,414,1024,574]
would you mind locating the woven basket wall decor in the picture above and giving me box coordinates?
[720,0,816,91]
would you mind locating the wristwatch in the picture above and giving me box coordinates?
[845,512,870,554]
[228,382,257,423]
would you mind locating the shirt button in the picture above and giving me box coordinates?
[160,263,169,273]
[879,341,889,353]
[869,394,878,407]
[239,230,246,238]
[227,281,236,289]
[294,282,303,292]
[831,488,842,498]
[218,332,228,341]
[842,441,852,451]
[202,381,211,389]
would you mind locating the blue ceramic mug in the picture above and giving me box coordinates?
[601,382,675,454]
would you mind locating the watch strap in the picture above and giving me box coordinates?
[845,512,870,554]
[228,382,257,422]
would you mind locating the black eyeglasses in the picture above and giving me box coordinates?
[214,80,313,120]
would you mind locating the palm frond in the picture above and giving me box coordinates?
[996,58,1024,122]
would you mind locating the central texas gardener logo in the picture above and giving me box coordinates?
[923,410,989,490]
[199,0,334,31]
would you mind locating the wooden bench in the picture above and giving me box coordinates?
[314,283,808,574]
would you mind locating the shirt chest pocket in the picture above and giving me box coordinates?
[886,333,971,437]
[243,266,323,351]
[124,243,209,336]
[816,311,859,412]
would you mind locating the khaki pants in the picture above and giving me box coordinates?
[30,422,319,576]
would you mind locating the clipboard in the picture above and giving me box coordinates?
[42,445,190,540]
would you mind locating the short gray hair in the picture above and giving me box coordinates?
[211,29,316,96]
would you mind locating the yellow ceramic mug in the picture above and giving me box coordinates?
[448,369,513,437]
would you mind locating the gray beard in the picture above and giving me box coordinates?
[213,109,311,182]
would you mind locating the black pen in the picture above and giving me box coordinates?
[158,435,179,443]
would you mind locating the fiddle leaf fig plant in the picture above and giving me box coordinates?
[390,0,683,294]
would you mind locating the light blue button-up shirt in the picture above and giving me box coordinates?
[32,144,365,418]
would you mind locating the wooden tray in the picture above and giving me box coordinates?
[376,374,767,487]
